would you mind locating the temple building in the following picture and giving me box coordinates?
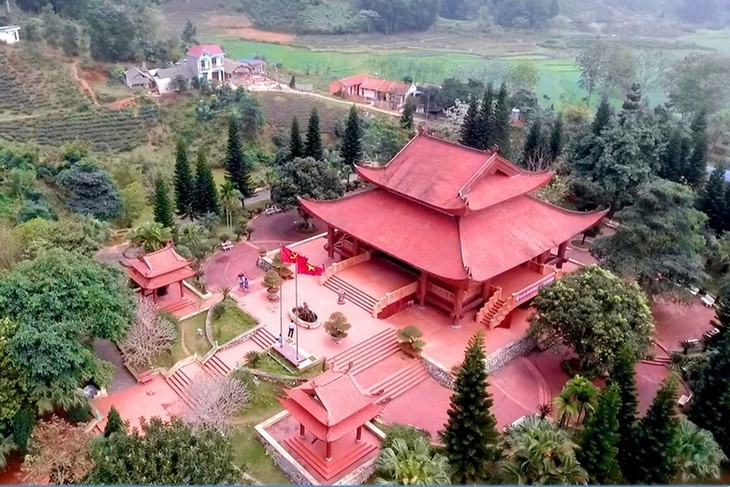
[301,130,607,327]
[124,244,196,312]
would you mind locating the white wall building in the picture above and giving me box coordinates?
[186,44,225,82]
[0,25,20,44]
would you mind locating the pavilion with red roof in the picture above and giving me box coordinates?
[278,369,384,481]
[124,244,196,308]
[301,130,607,327]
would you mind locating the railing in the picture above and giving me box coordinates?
[475,286,502,323]
[319,251,371,284]
[371,281,419,317]
[427,282,455,302]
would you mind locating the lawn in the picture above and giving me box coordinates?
[212,302,259,344]
[152,312,212,368]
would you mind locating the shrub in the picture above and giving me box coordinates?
[211,301,228,321]
[245,350,261,367]
[382,423,431,450]
[397,325,426,351]
[262,269,282,292]
[67,404,93,423]
[324,312,351,340]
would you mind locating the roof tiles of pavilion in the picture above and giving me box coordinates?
[125,244,196,290]
[300,131,608,283]
[278,370,384,443]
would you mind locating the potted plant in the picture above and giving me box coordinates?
[397,325,426,357]
[272,252,293,279]
[324,312,351,344]
[262,270,282,301]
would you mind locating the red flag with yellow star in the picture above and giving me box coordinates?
[298,261,325,276]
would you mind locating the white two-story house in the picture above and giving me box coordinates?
[186,44,225,83]
[0,25,20,44]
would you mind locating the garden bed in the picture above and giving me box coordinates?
[212,302,259,344]
[151,314,211,368]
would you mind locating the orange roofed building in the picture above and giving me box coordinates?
[301,130,608,327]
[329,74,415,110]
[124,244,196,308]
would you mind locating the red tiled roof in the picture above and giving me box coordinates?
[359,77,411,94]
[300,189,607,282]
[337,73,369,87]
[356,132,553,215]
[186,44,224,57]
[125,244,196,290]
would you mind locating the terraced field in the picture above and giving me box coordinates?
[256,91,350,132]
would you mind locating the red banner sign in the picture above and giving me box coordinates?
[514,274,556,304]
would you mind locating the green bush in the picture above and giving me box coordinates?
[381,424,431,450]
[211,301,228,321]
[67,404,93,423]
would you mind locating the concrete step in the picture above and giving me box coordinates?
[250,327,277,350]
[163,297,194,313]
[323,275,378,314]
[166,372,195,410]
[284,436,377,481]
[204,354,230,377]
[328,329,398,372]
[369,363,430,401]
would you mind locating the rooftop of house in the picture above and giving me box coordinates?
[240,58,266,66]
[150,62,195,80]
[0,25,20,32]
[336,74,412,94]
[186,44,224,58]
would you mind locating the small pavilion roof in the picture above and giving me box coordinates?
[356,131,553,215]
[125,244,196,290]
[301,189,607,282]
[278,370,384,442]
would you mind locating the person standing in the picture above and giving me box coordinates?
[243,275,249,293]
[237,273,244,291]
[288,319,295,339]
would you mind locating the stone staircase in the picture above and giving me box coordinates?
[165,368,198,410]
[328,329,399,375]
[284,436,378,481]
[323,275,378,315]
[368,362,430,402]
[250,327,278,350]
[162,297,194,314]
[203,353,231,378]
[479,298,509,328]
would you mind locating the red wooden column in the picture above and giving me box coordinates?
[327,226,335,259]
[356,426,362,441]
[325,441,332,461]
[179,281,184,298]
[417,272,428,308]
[299,424,305,437]
[557,242,568,269]
[452,287,464,321]
[352,238,361,256]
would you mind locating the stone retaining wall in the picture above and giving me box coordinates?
[219,323,266,351]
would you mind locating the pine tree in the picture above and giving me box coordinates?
[173,142,194,217]
[340,105,362,169]
[194,152,219,216]
[607,345,639,478]
[224,117,253,198]
[724,183,730,233]
[685,110,709,188]
[592,97,612,136]
[288,75,296,89]
[630,375,681,484]
[400,97,415,132]
[459,96,480,149]
[620,83,643,122]
[289,116,303,160]
[548,114,563,162]
[304,108,324,160]
[153,177,174,229]
[521,120,542,166]
[705,283,730,349]
[659,128,684,183]
[103,406,126,437]
[578,384,622,484]
[492,82,511,156]
[440,331,500,483]
[699,166,727,234]
[477,84,494,150]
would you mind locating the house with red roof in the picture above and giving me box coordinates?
[186,44,225,82]
[301,129,607,327]
[329,74,415,110]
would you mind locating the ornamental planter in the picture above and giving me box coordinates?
[398,342,422,358]
[267,289,280,301]
[288,308,321,329]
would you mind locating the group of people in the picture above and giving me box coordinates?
[237,273,249,293]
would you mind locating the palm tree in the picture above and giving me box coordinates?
[375,437,451,485]
[554,376,599,427]
[130,222,173,252]
[500,417,588,485]
[219,181,243,231]
[674,418,727,482]
[0,434,16,470]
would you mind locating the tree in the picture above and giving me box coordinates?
[288,116,303,160]
[57,161,122,221]
[119,298,177,369]
[553,375,599,427]
[548,114,563,161]
[83,417,240,484]
[592,180,708,300]
[477,85,494,149]
[223,117,252,199]
[507,60,539,91]
[271,157,345,223]
[577,43,636,103]
[103,406,126,438]
[219,181,242,231]
[182,376,249,432]
[0,318,25,444]
[685,110,709,188]
[529,265,654,373]
[706,282,730,349]
[665,53,730,116]
[153,178,174,229]
[400,96,416,132]
[375,437,450,485]
[304,108,324,160]
[12,216,109,259]
[674,418,726,483]
[440,331,500,483]
[459,96,480,149]
[577,45,604,104]
[194,153,219,217]
[592,97,612,135]
[173,142,194,217]
[117,182,146,228]
[340,105,363,168]
[130,221,172,252]
[288,75,296,88]
[629,375,681,484]
[180,20,196,48]
[521,120,543,166]
[578,385,621,484]
[699,166,728,234]
[493,83,511,156]
[635,49,673,92]
[607,345,639,476]
[23,416,92,484]
[500,417,588,485]
[363,116,410,162]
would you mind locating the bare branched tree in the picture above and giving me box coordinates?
[23,416,92,484]
[523,147,555,172]
[119,298,177,369]
[182,376,250,432]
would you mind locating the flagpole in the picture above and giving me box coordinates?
[294,259,299,360]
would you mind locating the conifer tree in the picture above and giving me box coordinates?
[477,84,494,149]
[340,105,362,168]
[685,110,709,188]
[521,120,543,166]
[441,331,500,483]
[304,108,324,160]
[289,116,303,160]
[493,82,511,156]
[699,166,727,234]
[288,75,296,89]
[705,282,730,349]
[548,114,563,162]
[224,117,252,198]
[103,406,126,437]
[620,83,643,122]
[173,142,194,218]
[194,152,219,216]
[724,184,730,233]
[153,177,174,229]
[607,344,639,477]
[659,128,684,183]
[400,96,416,132]
[459,96,480,149]
[592,97,612,136]
[630,375,681,484]
[578,384,622,484]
